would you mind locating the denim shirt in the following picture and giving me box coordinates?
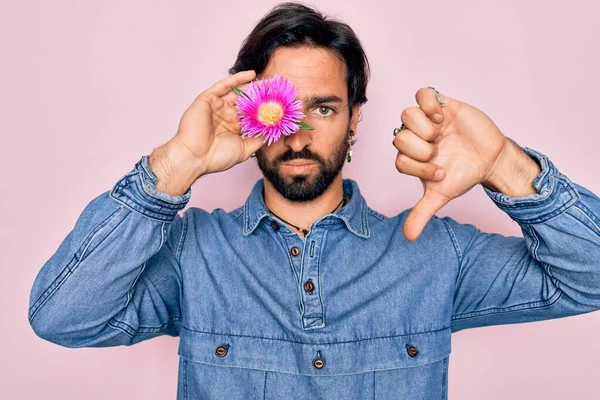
[29,146,600,400]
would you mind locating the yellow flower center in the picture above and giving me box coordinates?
[258,102,284,126]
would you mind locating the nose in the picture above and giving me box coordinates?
[283,129,313,153]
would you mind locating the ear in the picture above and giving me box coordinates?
[349,105,361,132]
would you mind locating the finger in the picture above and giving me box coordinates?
[207,70,256,97]
[415,87,447,124]
[215,106,240,132]
[223,80,256,113]
[400,107,439,142]
[242,136,265,159]
[392,127,438,162]
[404,189,451,241]
[202,92,239,126]
[222,90,239,108]
[395,152,446,181]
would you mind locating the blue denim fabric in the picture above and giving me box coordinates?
[29,146,600,399]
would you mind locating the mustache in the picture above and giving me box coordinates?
[276,148,325,164]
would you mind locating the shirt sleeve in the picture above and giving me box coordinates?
[445,146,600,332]
[28,155,192,347]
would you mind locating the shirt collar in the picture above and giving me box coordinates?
[242,178,370,239]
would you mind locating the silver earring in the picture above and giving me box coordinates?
[346,130,357,162]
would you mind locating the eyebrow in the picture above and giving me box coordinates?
[303,95,344,107]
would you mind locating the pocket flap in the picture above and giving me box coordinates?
[178,327,451,376]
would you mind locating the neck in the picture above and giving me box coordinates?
[264,174,346,235]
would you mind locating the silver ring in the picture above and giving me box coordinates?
[393,124,407,136]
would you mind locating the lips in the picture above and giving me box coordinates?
[280,158,316,166]
[279,161,317,172]
[282,162,315,166]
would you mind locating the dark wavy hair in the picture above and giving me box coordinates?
[229,2,370,117]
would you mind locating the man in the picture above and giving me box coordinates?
[28,2,600,399]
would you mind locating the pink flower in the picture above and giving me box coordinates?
[234,75,312,146]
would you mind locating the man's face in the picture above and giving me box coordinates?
[254,46,359,202]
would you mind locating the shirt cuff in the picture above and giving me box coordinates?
[481,146,580,224]
[109,155,192,222]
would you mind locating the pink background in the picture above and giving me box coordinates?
[2,0,599,398]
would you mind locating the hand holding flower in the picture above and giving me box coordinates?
[168,70,268,176]
[148,72,316,196]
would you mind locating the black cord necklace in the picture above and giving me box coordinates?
[268,196,347,237]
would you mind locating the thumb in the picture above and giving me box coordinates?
[403,189,451,241]
[416,86,450,124]
[242,136,266,160]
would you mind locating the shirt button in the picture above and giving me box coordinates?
[313,354,325,369]
[303,280,315,293]
[215,344,228,357]
[406,344,419,358]
[290,246,301,257]
[271,221,280,231]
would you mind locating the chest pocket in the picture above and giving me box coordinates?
[178,326,451,376]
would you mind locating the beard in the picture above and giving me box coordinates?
[255,131,349,202]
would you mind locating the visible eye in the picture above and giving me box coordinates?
[313,106,335,117]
